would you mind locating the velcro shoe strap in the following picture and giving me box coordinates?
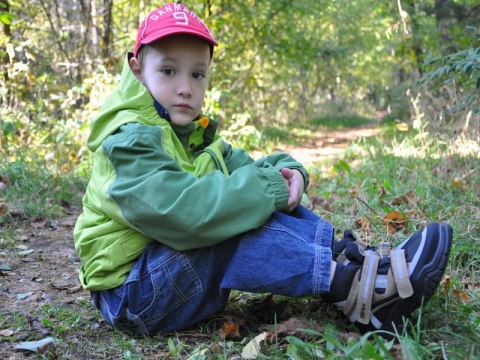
[390,249,414,298]
[343,269,361,318]
[377,242,391,257]
[355,238,369,249]
[355,252,379,325]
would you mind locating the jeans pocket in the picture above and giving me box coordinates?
[125,251,204,332]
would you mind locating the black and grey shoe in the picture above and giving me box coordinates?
[324,222,453,336]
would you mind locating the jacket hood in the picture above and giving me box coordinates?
[87,53,161,152]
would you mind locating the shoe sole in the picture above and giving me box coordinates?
[355,222,453,336]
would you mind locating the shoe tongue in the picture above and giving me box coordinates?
[344,241,365,263]
[332,230,357,258]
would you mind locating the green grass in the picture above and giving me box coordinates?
[0,160,86,225]
[1,121,479,359]
[310,115,374,129]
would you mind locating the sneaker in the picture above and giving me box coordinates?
[324,222,453,336]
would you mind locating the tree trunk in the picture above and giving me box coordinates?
[101,0,113,59]
[1,0,11,127]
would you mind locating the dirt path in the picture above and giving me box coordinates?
[278,123,382,163]
[1,211,85,311]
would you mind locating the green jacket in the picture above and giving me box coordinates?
[73,55,310,291]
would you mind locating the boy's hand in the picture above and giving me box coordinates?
[281,168,304,212]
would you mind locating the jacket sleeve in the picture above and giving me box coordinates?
[102,123,297,251]
[222,141,310,190]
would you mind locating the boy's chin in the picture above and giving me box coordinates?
[169,116,196,127]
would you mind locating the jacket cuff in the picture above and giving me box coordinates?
[264,169,289,209]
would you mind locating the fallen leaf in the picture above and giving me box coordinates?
[268,317,322,343]
[338,331,361,343]
[453,289,469,304]
[390,191,418,206]
[377,186,386,198]
[14,337,59,353]
[0,174,10,184]
[219,321,241,339]
[0,329,14,337]
[241,331,268,359]
[356,217,370,231]
[0,263,12,271]
[453,169,475,187]
[31,218,47,229]
[348,186,358,196]
[17,249,34,257]
[16,292,34,300]
[188,347,210,360]
[66,284,82,294]
[395,122,409,131]
[382,211,405,233]
[51,280,75,290]
[0,198,7,215]
[309,195,331,211]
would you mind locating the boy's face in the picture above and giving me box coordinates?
[130,34,211,127]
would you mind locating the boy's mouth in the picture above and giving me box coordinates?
[176,103,192,110]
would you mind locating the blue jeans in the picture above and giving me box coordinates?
[91,206,334,334]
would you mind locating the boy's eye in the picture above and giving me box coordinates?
[193,72,205,80]
[162,68,174,76]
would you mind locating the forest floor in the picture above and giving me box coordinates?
[1,122,386,358]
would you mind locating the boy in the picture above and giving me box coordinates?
[74,2,452,336]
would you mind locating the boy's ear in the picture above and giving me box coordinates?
[129,57,143,83]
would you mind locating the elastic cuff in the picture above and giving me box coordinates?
[262,169,289,209]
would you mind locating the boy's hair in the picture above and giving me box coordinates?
[134,3,217,59]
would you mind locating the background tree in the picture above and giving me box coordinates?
[0,0,478,164]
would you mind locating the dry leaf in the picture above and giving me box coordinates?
[395,122,409,131]
[377,186,386,198]
[356,217,370,231]
[219,322,241,339]
[241,332,268,359]
[0,198,7,215]
[66,284,83,294]
[453,169,475,187]
[14,337,59,353]
[0,329,14,337]
[382,211,405,233]
[31,218,47,229]
[268,317,322,343]
[348,186,358,196]
[51,280,75,290]
[0,174,10,184]
[453,289,469,304]
[391,190,418,206]
[309,195,331,211]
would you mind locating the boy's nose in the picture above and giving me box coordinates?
[177,76,192,97]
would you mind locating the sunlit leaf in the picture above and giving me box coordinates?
[395,122,409,131]
[381,211,405,232]
[241,331,268,359]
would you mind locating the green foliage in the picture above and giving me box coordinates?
[420,26,480,115]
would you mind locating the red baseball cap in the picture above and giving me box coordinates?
[133,3,218,58]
